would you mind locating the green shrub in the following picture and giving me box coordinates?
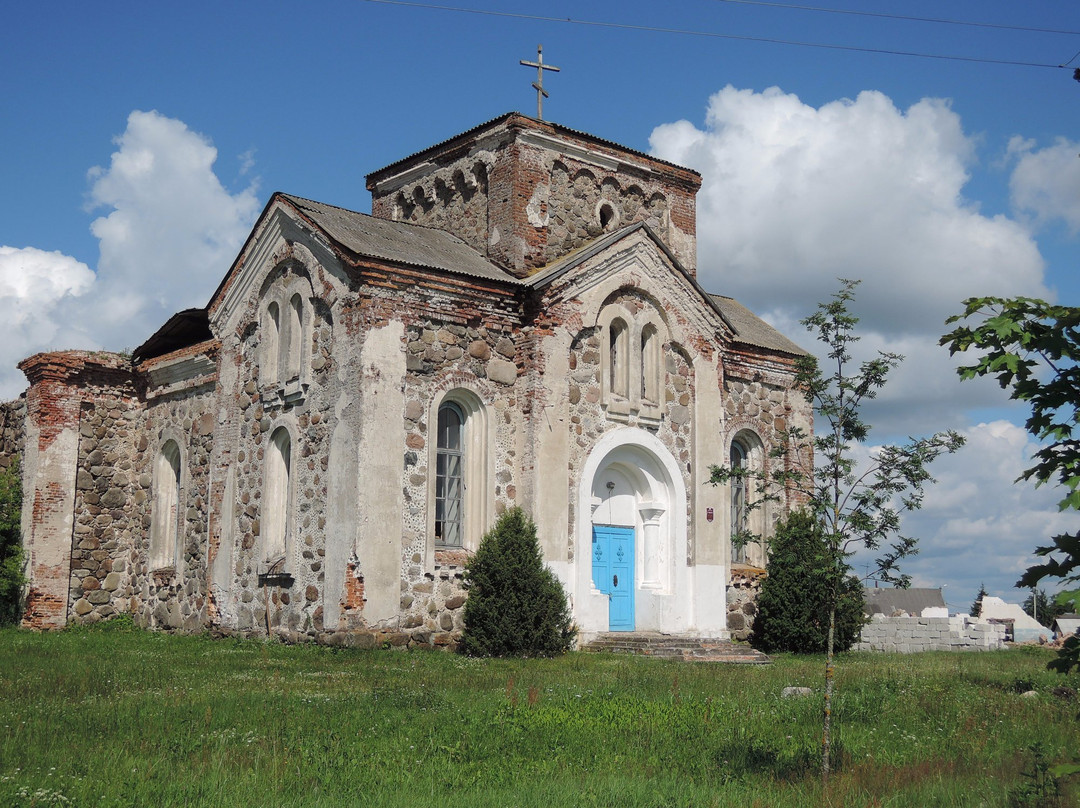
[460,507,575,657]
[751,510,866,654]
[0,457,24,626]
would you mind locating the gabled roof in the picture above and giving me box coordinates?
[197,193,805,362]
[711,295,809,357]
[366,112,700,189]
[279,194,519,284]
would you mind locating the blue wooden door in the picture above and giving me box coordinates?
[592,525,635,631]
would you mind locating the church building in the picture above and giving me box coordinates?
[7,112,811,645]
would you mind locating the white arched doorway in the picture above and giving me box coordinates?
[575,428,689,636]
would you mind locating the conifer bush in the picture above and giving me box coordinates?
[752,510,866,654]
[460,507,575,657]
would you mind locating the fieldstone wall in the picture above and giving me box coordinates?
[397,317,521,647]
[0,397,25,472]
[563,325,694,562]
[367,114,700,276]
[130,387,217,631]
[69,393,143,624]
[726,568,764,641]
[854,614,1006,652]
[224,264,336,637]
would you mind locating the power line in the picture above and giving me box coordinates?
[711,0,1080,38]
[358,0,1067,70]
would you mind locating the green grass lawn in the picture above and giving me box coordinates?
[1,622,1078,807]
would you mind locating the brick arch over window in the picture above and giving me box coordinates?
[427,387,491,557]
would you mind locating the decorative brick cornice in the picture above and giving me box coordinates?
[18,350,137,389]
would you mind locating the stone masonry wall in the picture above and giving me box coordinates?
[397,318,520,646]
[368,116,700,276]
[563,320,695,563]
[69,394,143,624]
[129,387,217,631]
[726,569,764,641]
[855,614,1006,652]
[0,397,25,473]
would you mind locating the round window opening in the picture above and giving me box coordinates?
[599,203,617,232]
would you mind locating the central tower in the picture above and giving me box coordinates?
[365,113,701,278]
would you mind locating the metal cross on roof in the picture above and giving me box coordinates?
[519,44,560,120]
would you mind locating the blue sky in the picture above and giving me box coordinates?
[3,1,1079,614]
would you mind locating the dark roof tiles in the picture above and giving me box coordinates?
[280,194,520,284]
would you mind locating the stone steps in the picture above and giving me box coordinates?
[582,632,771,664]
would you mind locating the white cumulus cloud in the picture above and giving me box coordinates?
[75,109,261,347]
[0,111,259,399]
[1007,135,1080,233]
[650,87,1048,333]
[0,247,96,395]
[897,421,1074,611]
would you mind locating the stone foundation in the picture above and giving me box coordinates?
[726,567,765,641]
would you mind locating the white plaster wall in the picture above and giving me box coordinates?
[533,330,571,563]
[209,464,236,623]
[323,403,359,630]
[356,322,406,624]
[25,422,79,627]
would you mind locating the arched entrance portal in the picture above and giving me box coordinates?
[575,428,687,636]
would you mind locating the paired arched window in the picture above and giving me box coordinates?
[599,302,666,421]
[431,392,490,552]
[260,281,309,399]
[263,426,292,563]
[149,440,182,570]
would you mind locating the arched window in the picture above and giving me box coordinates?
[609,318,629,399]
[150,440,181,570]
[730,441,748,564]
[641,324,660,405]
[263,427,292,562]
[283,293,303,383]
[435,402,465,547]
[430,391,491,554]
[262,301,280,386]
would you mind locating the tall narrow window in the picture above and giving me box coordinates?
[150,440,181,570]
[264,427,292,561]
[641,325,660,404]
[730,441,748,564]
[435,402,465,547]
[609,318,629,399]
[263,302,280,386]
[284,293,303,383]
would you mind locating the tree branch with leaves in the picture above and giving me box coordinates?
[942,295,1080,675]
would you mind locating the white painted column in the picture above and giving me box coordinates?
[639,503,665,588]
